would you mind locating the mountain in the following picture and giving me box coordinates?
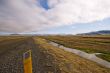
[77,30,110,35]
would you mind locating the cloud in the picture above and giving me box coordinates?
[0,0,110,33]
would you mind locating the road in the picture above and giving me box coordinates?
[0,37,61,73]
[0,38,43,73]
[0,37,110,73]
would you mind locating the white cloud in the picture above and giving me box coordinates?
[0,0,110,33]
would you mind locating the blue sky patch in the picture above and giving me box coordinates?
[38,0,50,10]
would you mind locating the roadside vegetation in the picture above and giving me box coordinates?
[0,36,110,73]
[0,36,27,55]
[33,37,110,73]
[41,35,110,62]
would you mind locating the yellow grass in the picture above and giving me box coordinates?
[41,35,110,62]
[33,37,110,73]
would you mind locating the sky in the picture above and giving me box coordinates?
[36,18,110,34]
[0,0,110,34]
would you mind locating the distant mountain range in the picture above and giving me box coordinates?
[77,30,110,35]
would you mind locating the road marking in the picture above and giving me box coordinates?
[23,50,33,73]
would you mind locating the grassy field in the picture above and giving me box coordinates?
[0,36,28,55]
[0,36,110,73]
[41,35,110,62]
[33,37,110,73]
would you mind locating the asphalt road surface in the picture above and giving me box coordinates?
[0,37,55,73]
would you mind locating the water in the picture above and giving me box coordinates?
[49,42,110,68]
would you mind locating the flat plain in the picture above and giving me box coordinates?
[0,36,110,73]
[42,35,110,62]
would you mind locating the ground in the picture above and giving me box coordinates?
[42,35,110,62]
[0,36,110,73]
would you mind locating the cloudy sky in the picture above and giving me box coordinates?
[0,0,110,34]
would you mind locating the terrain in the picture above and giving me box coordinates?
[0,36,110,73]
[42,35,110,62]
[77,30,110,35]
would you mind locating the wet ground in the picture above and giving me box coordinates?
[49,41,110,68]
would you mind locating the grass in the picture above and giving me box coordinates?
[33,37,110,73]
[41,35,110,62]
[0,36,110,73]
[97,53,110,62]
[0,36,28,55]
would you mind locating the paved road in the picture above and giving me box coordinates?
[0,37,41,73]
[0,38,60,73]
[0,38,32,73]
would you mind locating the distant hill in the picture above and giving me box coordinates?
[77,30,110,35]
